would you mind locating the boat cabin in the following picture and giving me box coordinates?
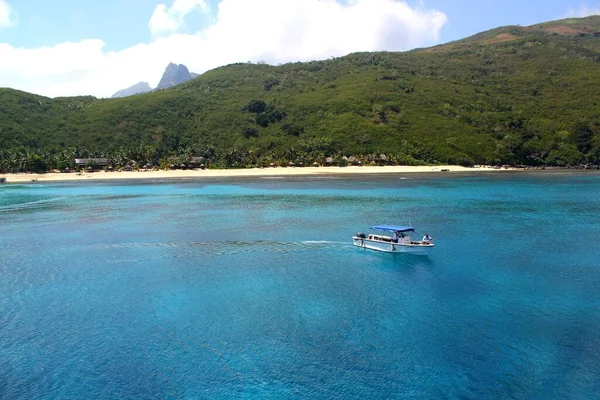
[368,225,415,243]
[367,232,413,244]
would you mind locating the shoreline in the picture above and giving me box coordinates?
[0,165,589,184]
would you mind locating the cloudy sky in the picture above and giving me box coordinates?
[0,0,598,98]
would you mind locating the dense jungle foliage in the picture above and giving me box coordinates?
[1,16,600,172]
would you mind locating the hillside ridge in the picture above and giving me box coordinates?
[1,16,599,172]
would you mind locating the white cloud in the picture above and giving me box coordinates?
[0,0,17,28]
[0,0,446,98]
[149,0,210,35]
[566,3,600,17]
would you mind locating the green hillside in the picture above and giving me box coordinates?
[1,16,600,172]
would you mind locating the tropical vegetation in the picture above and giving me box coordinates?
[1,16,600,172]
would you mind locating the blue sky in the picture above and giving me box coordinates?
[0,0,599,97]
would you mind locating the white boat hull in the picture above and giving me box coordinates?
[352,237,433,255]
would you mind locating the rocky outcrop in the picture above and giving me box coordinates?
[156,63,194,90]
[111,63,197,98]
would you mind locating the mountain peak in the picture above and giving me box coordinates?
[156,63,193,90]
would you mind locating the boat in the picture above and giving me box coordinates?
[352,225,434,255]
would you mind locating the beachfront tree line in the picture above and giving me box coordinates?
[1,124,599,174]
[0,144,421,173]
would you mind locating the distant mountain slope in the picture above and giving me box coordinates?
[428,16,600,52]
[111,82,152,98]
[111,63,197,98]
[1,16,600,170]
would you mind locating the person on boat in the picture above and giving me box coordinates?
[422,233,432,244]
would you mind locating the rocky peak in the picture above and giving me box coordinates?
[156,63,193,90]
[110,62,197,98]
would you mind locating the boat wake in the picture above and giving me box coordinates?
[301,240,348,245]
[101,239,349,264]
[0,197,67,213]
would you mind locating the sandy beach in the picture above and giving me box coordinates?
[1,165,520,183]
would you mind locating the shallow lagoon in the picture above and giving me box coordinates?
[1,173,599,398]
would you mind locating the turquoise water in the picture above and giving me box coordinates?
[1,173,599,399]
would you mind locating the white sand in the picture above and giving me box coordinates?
[1,165,518,183]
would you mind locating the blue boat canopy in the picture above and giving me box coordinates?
[371,225,415,233]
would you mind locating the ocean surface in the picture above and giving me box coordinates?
[1,172,599,399]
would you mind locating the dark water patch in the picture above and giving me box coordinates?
[460,200,543,214]
[98,194,145,201]
[556,200,600,215]
[190,193,419,206]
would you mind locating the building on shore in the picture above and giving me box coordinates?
[74,158,109,169]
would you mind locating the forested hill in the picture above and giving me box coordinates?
[1,16,600,171]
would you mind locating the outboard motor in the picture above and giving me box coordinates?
[356,232,366,239]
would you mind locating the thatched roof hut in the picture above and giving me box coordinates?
[74,158,108,166]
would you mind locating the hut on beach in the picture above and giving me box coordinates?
[188,157,206,169]
[74,158,108,171]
